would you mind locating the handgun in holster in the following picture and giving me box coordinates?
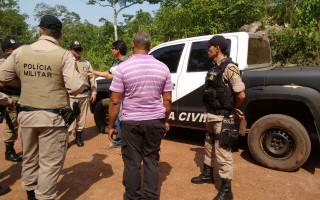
[0,106,5,123]
[219,115,239,147]
[0,105,16,133]
[59,102,80,128]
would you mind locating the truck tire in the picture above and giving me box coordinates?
[94,99,109,133]
[247,114,311,171]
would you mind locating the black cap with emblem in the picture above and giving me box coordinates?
[1,37,21,52]
[201,35,228,54]
[38,15,62,32]
[69,41,83,51]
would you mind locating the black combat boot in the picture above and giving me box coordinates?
[213,178,233,200]
[191,164,214,184]
[75,131,84,147]
[5,142,22,162]
[0,186,11,196]
[27,190,37,200]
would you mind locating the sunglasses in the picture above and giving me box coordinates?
[73,47,83,52]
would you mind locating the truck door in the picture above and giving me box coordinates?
[149,43,187,125]
[175,36,238,129]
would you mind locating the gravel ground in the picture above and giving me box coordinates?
[0,112,320,200]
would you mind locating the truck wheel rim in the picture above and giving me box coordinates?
[262,129,294,158]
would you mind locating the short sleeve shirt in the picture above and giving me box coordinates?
[109,56,129,75]
[0,36,84,127]
[110,54,172,121]
[217,58,245,93]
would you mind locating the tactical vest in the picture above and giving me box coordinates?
[18,45,69,109]
[0,56,21,96]
[75,60,91,88]
[202,59,236,113]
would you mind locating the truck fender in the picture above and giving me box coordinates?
[241,85,320,141]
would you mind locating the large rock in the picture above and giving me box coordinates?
[239,21,262,33]
[240,21,286,39]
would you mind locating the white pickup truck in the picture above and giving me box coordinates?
[92,32,320,172]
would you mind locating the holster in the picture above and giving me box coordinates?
[0,106,5,123]
[59,102,80,128]
[219,116,239,147]
[0,105,16,133]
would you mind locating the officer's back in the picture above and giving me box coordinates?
[0,15,85,200]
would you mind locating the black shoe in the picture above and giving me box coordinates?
[0,186,11,196]
[191,164,214,184]
[213,178,233,200]
[27,190,37,200]
[5,142,22,162]
[75,131,84,147]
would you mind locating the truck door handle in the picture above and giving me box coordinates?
[173,83,176,90]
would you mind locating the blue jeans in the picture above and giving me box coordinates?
[113,116,121,145]
[113,107,122,145]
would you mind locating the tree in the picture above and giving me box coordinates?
[0,0,33,46]
[87,0,161,40]
[33,3,117,71]
[151,0,266,41]
[34,3,81,27]
[122,10,154,44]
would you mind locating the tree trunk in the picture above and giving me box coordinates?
[113,0,118,41]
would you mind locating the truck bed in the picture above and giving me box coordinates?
[242,66,320,91]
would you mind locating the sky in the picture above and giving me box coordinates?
[18,0,160,27]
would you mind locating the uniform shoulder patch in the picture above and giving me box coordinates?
[231,71,239,79]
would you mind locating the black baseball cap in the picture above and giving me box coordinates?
[1,38,21,52]
[38,15,62,32]
[201,35,228,53]
[69,41,83,51]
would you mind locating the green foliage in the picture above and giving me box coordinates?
[87,0,161,40]
[0,0,33,49]
[34,3,81,27]
[152,0,266,41]
[33,3,117,72]
[3,0,320,66]
[269,27,320,66]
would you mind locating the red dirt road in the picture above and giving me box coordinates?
[1,112,320,200]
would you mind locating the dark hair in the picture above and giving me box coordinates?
[133,31,151,51]
[41,27,61,39]
[112,40,127,55]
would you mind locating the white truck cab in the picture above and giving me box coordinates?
[149,32,271,129]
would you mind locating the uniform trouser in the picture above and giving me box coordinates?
[21,126,69,200]
[121,119,165,200]
[204,121,233,179]
[3,95,19,143]
[68,96,89,133]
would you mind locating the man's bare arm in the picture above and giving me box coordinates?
[162,91,172,133]
[108,92,122,142]
[234,91,245,120]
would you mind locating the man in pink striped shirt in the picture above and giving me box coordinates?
[109,31,172,200]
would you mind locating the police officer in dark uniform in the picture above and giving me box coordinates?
[0,37,22,162]
[191,35,245,200]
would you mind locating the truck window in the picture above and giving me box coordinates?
[248,38,271,66]
[150,44,185,73]
[187,40,231,72]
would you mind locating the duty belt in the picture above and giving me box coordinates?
[208,109,232,117]
[81,88,90,94]
[19,106,60,114]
